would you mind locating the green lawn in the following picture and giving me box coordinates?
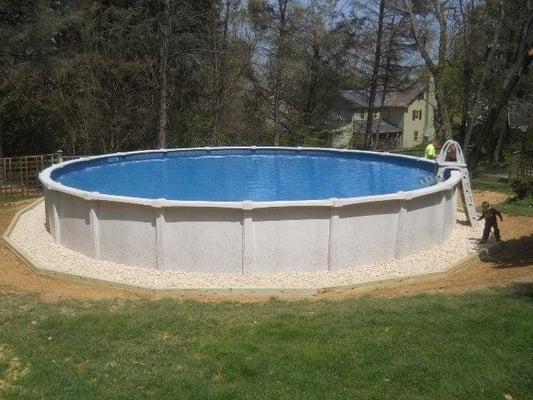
[472,177,512,193]
[498,196,533,217]
[472,175,533,216]
[0,287,532,399]
[0,194,32,205]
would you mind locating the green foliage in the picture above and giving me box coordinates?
[1,0,529,159]
[500,196,533,216]
[0,194,32,205]
[445,0,532,161]
[0,0,374,156]
[504,178,533,216]
[473,177,512,193]
[0,287,532,399]
[510,178,533,199]
[0,0,214,156]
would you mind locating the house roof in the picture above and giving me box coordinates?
[340,82,428,109]
[353,119,401,134]
[327,116,401,134]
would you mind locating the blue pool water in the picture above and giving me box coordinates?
[52,149,437,202]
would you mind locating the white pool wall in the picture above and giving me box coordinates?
[40,147,460,274]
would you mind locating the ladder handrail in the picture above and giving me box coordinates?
[437,139,465,164]
[437,140,479,228]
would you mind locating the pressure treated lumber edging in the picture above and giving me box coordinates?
[3,198,502,299]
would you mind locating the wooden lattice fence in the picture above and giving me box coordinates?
[509,151,533,179]
[0,152,79,197]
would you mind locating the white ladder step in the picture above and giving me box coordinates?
[459,168,479,228]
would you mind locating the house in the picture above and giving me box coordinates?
[329,79,436,150]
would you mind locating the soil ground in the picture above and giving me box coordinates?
[0,193,531,303]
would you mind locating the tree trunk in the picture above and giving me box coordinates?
[432,0,452,140]
[463,1,504,159]
[363,0,386,149]
[457,0,471,141]
[404,0,453,140]
[157,0,170,149]
[467,3,533,172]
[372,10,396,150]
[273,0,289,146]
[493,123,506,164]
[433,70,453,140]
[212,0,231,145]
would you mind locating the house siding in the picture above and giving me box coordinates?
[402,82,436,148]
[330,78,436,150]
[403,99,425,148]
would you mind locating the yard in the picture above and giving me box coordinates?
[0,287,532,400]
[0,186,532,399]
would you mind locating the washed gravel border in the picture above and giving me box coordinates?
[7,200,484,290]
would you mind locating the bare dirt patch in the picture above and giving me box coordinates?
[472,190,510,208]
[0,202,149,302]
[0,191,531,303]
[320,213,532,300]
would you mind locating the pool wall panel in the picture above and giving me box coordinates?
[163,208,243,273]
[97,202,157,268]
[330,201,398,269]
[57,192,93,257]
[250,207,330,273]
[397,192,443,257]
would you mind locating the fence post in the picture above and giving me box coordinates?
[25,156,28,196]
[55,150,63,164]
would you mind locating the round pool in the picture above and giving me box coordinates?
[40,147,461,274]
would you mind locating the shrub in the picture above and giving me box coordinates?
[510,178,532,199]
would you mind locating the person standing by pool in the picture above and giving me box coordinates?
[424,136,439,160]
[478,201,503,243]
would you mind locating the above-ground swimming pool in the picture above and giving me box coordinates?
[40,147,461,274]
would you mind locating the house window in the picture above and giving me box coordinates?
[412,110,417,120]
[414,131,419,141]
[418,110,423,119]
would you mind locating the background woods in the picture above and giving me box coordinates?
[0,0,531,170]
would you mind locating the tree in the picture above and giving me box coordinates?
[467,0,533,171]
[158,0,171,149]
[401,0,454,140]
[362,0,386,149]
[460,0,505,158]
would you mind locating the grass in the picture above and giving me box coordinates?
[472,177,512,193]
[498,196,533,217]
[473,164,510,178]
[0,194,32,206]
[0,287,532,399]
[471,175,533,216]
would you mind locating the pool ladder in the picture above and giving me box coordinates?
[436,140,479,228]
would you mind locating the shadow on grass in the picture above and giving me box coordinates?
[504,282,533,301]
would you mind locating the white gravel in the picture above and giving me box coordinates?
[8,201,484,290]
